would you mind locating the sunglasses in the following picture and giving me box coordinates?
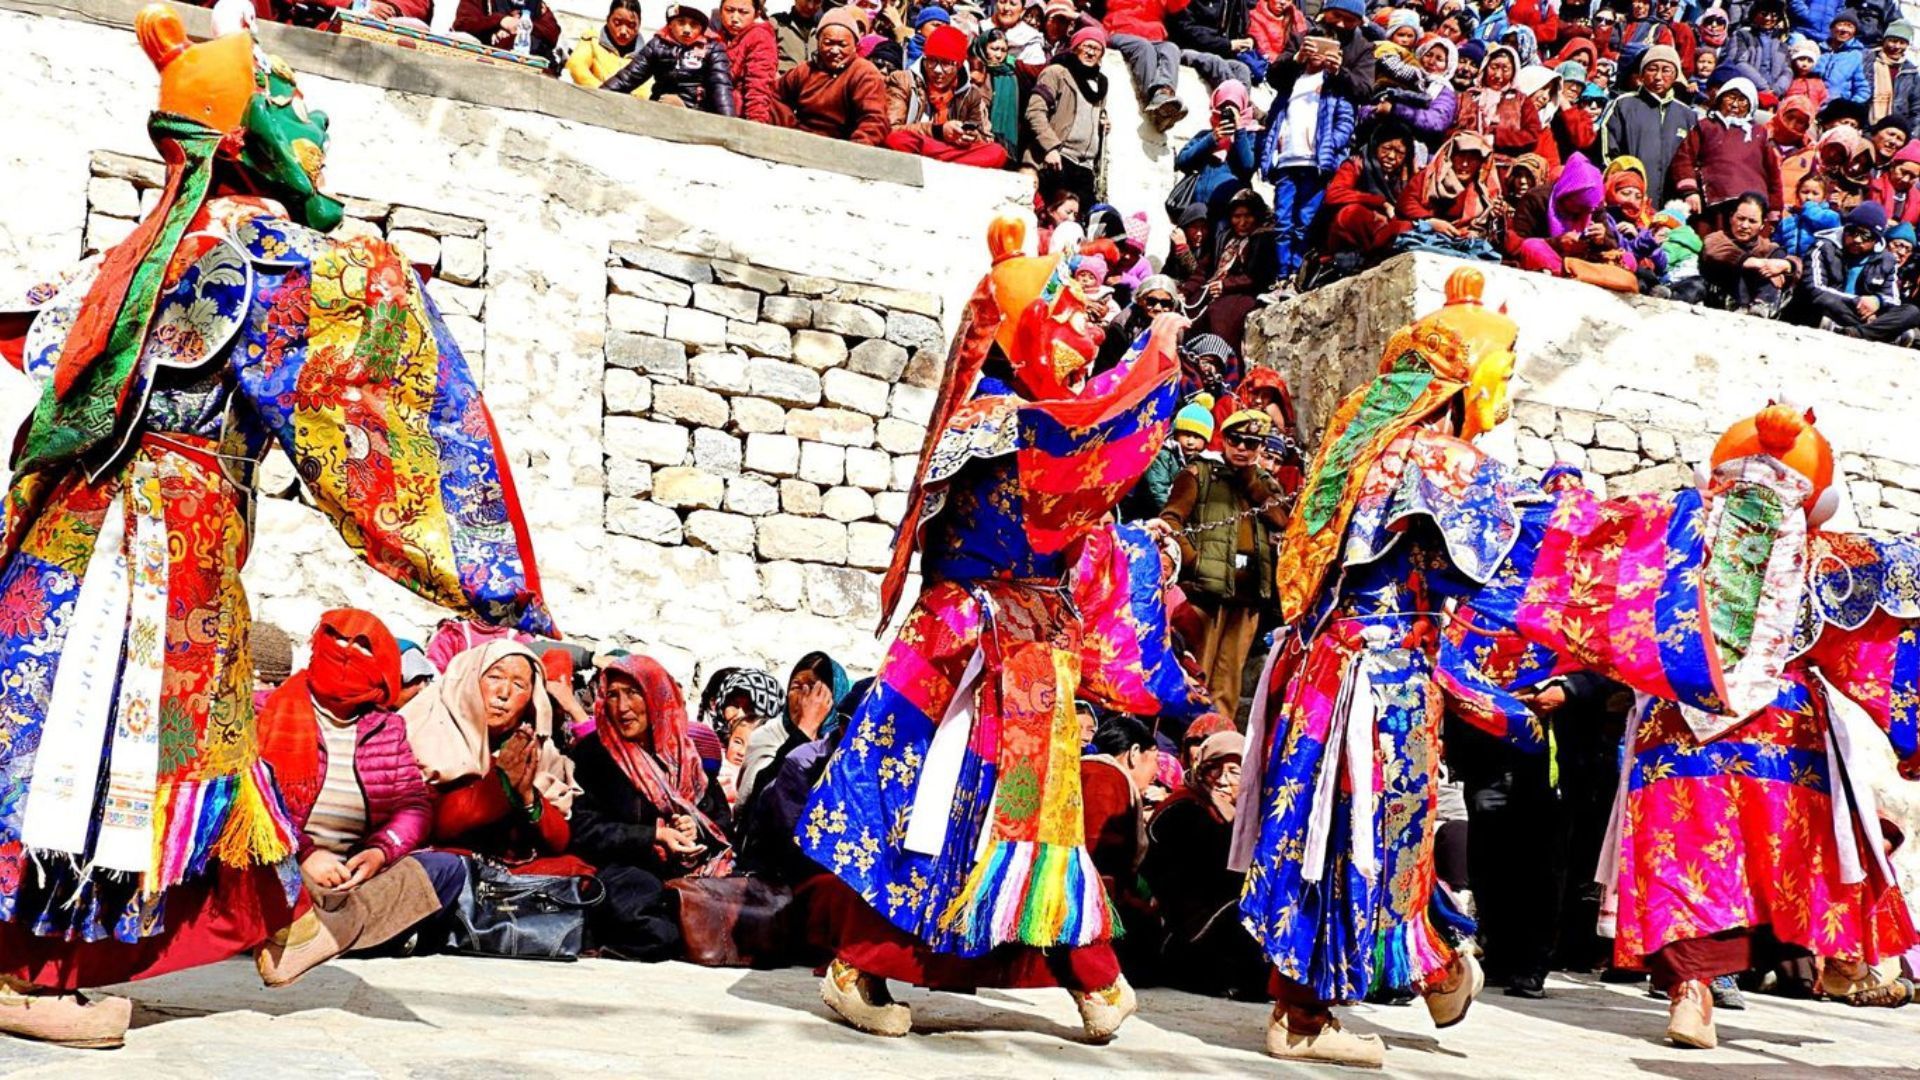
[1141,295,1177,311]
[1225,433,1266,449]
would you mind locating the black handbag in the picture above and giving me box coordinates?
[445,856,604,962]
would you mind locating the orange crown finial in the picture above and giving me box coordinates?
[136,4,190,71]
[1753,403,1811,458]
[136,3,259,132]
[987,214,1026,264]
[1711,401,1833,508]
[1443,267,1486,307]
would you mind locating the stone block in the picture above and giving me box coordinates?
[606,334,688,380]
[791,329,849,370]
[1875,459,1920,491]
[877,418,925,455]
[787,408,876,448]
[757,515,848,563]
[337,196,392,221]
[799,441,845,485]
[748,358,823,406]
[726,476,780,516]
[1511,400,1556,438]
[607,498,682,543]
[780,479,823,515]
[890,385,936,426]
[1609,462,1695,497]
[1559,410,1597,446]
[611,242,713,284]
[844,448,892,490]
[785,275,841,296]
[1640,429,1679,462]
[885,310,944,352]
[1593,420,1639,452]
[654,384,730,429]
[823,369,892,417]
[761,561,806,610]
[86,213,134,252]
[891,456,918,490]
[444,315,484,359]
[654,467,726,509]
[848,522,895,569]
[390,206,483,237]
[822,486,874,522]
[847,339,910,381]
[744,433,801,477]
[694,283,761,322]
[334,218,384,243]
[814,301,886,338]
[86,176,140,218]
[843,283,942,318]
[762,295,814,328]
[609,266,694,306]
[1885,486,1920,516]
[712,259,786,294]
[732,396,788,434]
[902,346,944,388]
[803,564,872,617]
[693,428,743,474]
[666,307,729,349]
[427,279,485,319]
[608,294,667,336]
[605,417,689,466]
[689,352,750,393]
[387,229,441,268]
[439,235,486,285]
[91,150,166,187]
[874,491,908,525]
[685,510,756,554]
[1550,441,1587,469]
[603,369,652,415]
[1587,448,1639,476]
[606,459,653,499]
[1516,435,1554,470]
[726,320,792,358]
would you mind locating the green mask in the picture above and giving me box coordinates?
[237,58,344,233]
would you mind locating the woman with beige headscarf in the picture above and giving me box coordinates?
[405,641,586,874]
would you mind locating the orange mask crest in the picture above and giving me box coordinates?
[137,4,258,133]
[1710,402,1834,508]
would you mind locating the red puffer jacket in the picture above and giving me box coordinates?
[1102,0,1190,43]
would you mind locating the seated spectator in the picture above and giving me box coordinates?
[1173,81,1259,226]
[1818,10,1873,106]
[1099,271,1182,371]
[737,652,850,810]
[698,666,785,735]
[1318,120,1417,261]
[1510,151,1633,275]
[566,656,735,959]
[599,4,737,116]
[1777,172,1845,256]
[770,8,892,145]
[1102,0,1189,128]
[566,0,642,89]
[1039,0,1101,74]
[1670,78,1783,225]
[973,30,1024,159]
[1168,0,1256,91]
[1185,188,1279,350]
[453,0,563,63]
[1245,0,1308,85]
[1090,714,1170,812]
[1773,94,1822,197]
[1141,732,1264,998]
[1381,36,1460,153]
[1870,139,1920,224]
[1524,62,1597,167]
[1604,157,1669,288]
[1456,45,1546,161]
[1026,26,1112,212]
[1868,21,1920,127]
[883,24,1009,166]
[1164,203,1210,280]
[1261,34,1358,279]
[732,679,866,886]
[1616,0,1677,61]
[906,5,951,66]
[1792,200,1920,340]
[715,0,779,123]
[1506,151,1548,199]
[988,0,1047,67]
[426,615,529,673]
[773,0,824,72]
[1891,221,1920,298]
[255,610,461,985]
[1398,130,1503,240]
[1696,192,1800,316]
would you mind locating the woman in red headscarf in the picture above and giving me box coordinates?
[564,655,734,960]
[254,609,469,986]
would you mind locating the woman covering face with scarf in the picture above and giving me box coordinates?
[735,651,852,810]
[1510,151,1633,274]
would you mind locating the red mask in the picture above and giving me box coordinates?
[306,608,402,714]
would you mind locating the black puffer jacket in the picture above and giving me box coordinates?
[601,32,737,116]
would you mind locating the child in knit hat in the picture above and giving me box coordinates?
[1123,396,1216,520]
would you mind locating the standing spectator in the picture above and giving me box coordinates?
[1818,9,1874,104]
[1262,39,1358,278]
[1794,200,1920,338]
[1699,192,1801,314]
[1174,80,1261,223]
[1104,0,1192,128]
[454,0,563,64]
[974,29,1025,159]
[1169,0,1257,90]
[1868,21,1920,128]
[1154,409,1288,720]
[990,0,1048,66]
[884,25,1010,166]
[1617,0,1678,63]
[1654,0,1697,70]
[1670,78,1784,222]
[1245,0,1307,83]
[1124,399,1216,519]
[1721,0,1793,95]
[905,6,951,66]
[1265,0,1376,106]
[1870,138,1920,223]
[1601,44,1696,203]
[566,0,643,89]
[1319,120,1417,259]
[771,8,893,145]
[1786,37,1832,110]
[1140,732,1265,999]
[599,4,738,115]
[1695,5,1730,61]
[773,0,824,71]
[1027,26,1113,211]
[716,0,779,123]
[1457,45,1547,160]
[1383,36,1460,152]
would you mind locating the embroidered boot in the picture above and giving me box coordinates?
[1665,979,1717,1049]
[257,904,359,989]
[1425,951,1485,1029]
[1265,1002,1385,1069]
[820,959,912,1037]
[1070,975,1137,1043]
[0,978,132,1050]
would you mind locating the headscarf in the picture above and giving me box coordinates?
[1357,120,1416,203]
[1552,35,1597,68]
[698,666,784,733]
[1416,130,1500,223]
[1418,35,1459,94]
[1771,93,1815,148]
[1604,159,1654,228]
[593,657,731,875]
[1514,62,1559,121]
[257,609,403,817]
[735,651,852,807]
[1710,76,1758,138]
[403,641,578,815]
[1189,731,1245,821]
[1507,151,1550,192]
[1545,151,1605,236]
[1502,23,1539,66]
[975,29,1022,151]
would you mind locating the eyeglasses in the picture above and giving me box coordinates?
[1225,433,1266,449]
[1141,295,1177,311]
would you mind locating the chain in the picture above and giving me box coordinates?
[1176,490,1295,537]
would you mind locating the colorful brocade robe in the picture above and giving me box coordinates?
[800,336,1204,959]
[0,195,550,959]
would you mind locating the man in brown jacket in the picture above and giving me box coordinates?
[881,25,1010,167]
[771,8,892,146]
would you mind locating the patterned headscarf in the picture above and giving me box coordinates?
[698,666,785,734]
[595,656,707,811]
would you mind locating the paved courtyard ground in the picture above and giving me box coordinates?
[0,957,1915,1078]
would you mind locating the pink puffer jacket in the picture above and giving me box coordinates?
[292,711,434,864]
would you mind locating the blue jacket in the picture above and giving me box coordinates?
[1720,27,1794,95]
[1789,0,1843,40]
[1176,128,1261,209]
[1774,200,1843,257]
[1817,38,1872,104]
[1258,91,1358,178]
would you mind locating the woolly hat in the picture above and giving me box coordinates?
[1847,200,1889,236]
[1891,222,1918,244]
[1070,24,1109,49]
[1889,20,1916,41]
[923,23,969,62]
[1184,332,1233,359]
[1222,408,1273,436]
[1122,210,1150,251]
[665,3,709,27]
[1387,7,1421,32]
[1458,39,1488,65]
[1639,43,1682,74]
[1323,0,1365,17]
[819,7,867,38]
[1077,253,1110,280]
[869,38,904,67]
[1174,401,1217,439]
[1790,37,1821,61]
[1831,8,1861,28]
[913,6,951,28]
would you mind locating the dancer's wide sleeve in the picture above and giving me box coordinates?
[232,232,554,634]
[1070,521,1211,723]
[1800,533,1920,776]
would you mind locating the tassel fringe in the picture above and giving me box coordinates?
[939,840,1115,951]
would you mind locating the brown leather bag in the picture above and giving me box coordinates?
[1563,256,1640,293]
[667,876,795,968]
